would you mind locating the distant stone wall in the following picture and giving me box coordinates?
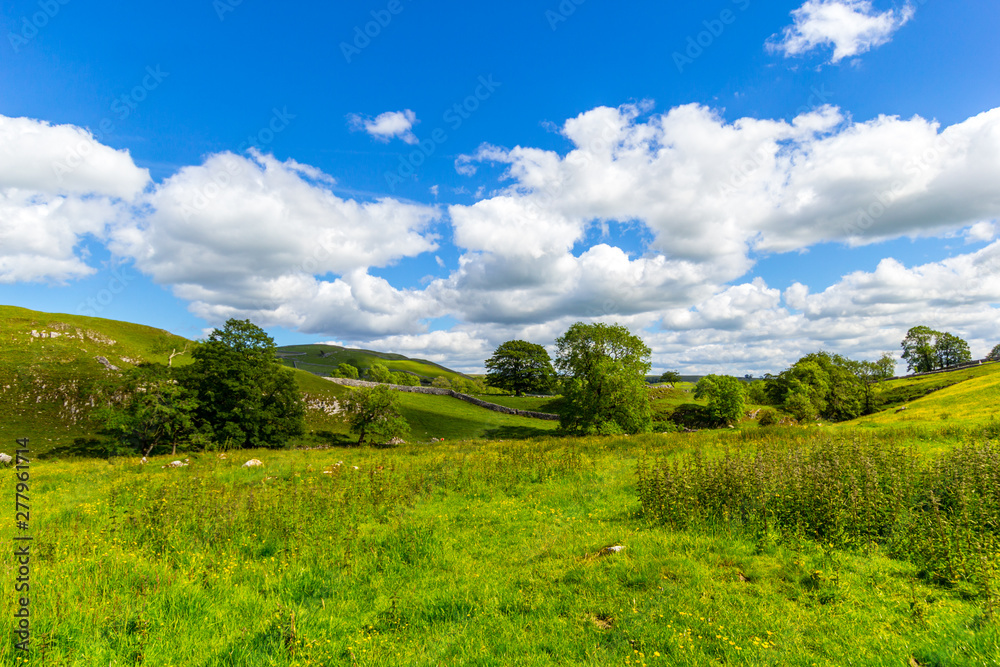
[886,359,995,382]
[324,377,560,421]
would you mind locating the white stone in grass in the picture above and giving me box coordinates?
[243,459,264,468]
[0,453,11,465]
[162,460,187,469]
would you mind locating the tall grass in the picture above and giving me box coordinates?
[3,432,998,665]
[637,434,1000,597]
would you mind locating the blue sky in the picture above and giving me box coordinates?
[1,0,999,374]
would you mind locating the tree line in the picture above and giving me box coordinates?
[99,318,995,454]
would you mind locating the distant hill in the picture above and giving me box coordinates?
[276,344,470,383]
[0,307,553,455]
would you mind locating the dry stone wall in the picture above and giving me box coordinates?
[324,377,560,421]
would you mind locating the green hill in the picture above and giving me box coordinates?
[848,361,1000,430]
[293,371,557,444]
[0,306,556,455]
[0,305,192,448]
[276,343,470,382]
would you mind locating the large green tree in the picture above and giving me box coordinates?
[555,322,652,435]
[765,352,866,422]
[901,326,940,373]
[94,363,200,458]
[485,340,556,396]
[343,385,410,445]
[901,327,973,372]
[179,319,305,448]
[989,344,1000,362]
[693,375,747,425]
[934,332,972,369]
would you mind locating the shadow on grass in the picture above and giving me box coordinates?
[38,437,110,460]
[295,430,361,449]
[481,425,560,440]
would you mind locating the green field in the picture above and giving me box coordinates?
[2,428,998,665]
[845,362,1000,431]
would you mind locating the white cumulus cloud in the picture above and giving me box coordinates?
[442,102,1000,327]
[348,109,419,145]
[768,0,915,63]
[109,150,443,336]
[0,115,149,283]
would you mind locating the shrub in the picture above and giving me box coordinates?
[637,437,1000,590]
[333,363,359,379]
[366,363,392,384]
[391,372,420,387]
[757,407,780,427]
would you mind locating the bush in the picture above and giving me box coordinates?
[757,407,780,427]
[391,372,420,387]
[431,376,452,389]
[334,363,359,380]
[637,437,1000,590]
[651,420,681,433]
[366,363,392,384]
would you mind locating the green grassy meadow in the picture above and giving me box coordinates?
[2,429,999,666]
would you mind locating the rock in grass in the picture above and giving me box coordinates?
[0,453,11,465]
[242,459,264,468]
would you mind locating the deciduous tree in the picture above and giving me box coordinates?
[693,375,747,425]
[366,363,392,384]
[391,371,421,387]
[179,319,305,449]
[555,322,652,435]
[94,363,200,457]
[343,385,409,445]
[901,326,940,373]
[485,340,556,396]
[660,370,682,385]
[934,332,972,369]
[334,363,359,379]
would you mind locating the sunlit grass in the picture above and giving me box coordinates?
[1,430,998,665]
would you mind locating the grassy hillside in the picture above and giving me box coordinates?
[295,371,559,444]
[0,306,192,449]
[0,307,559,455]
[276,343,470,383]
[850,361,1000,430]
[877,362,1000,411]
